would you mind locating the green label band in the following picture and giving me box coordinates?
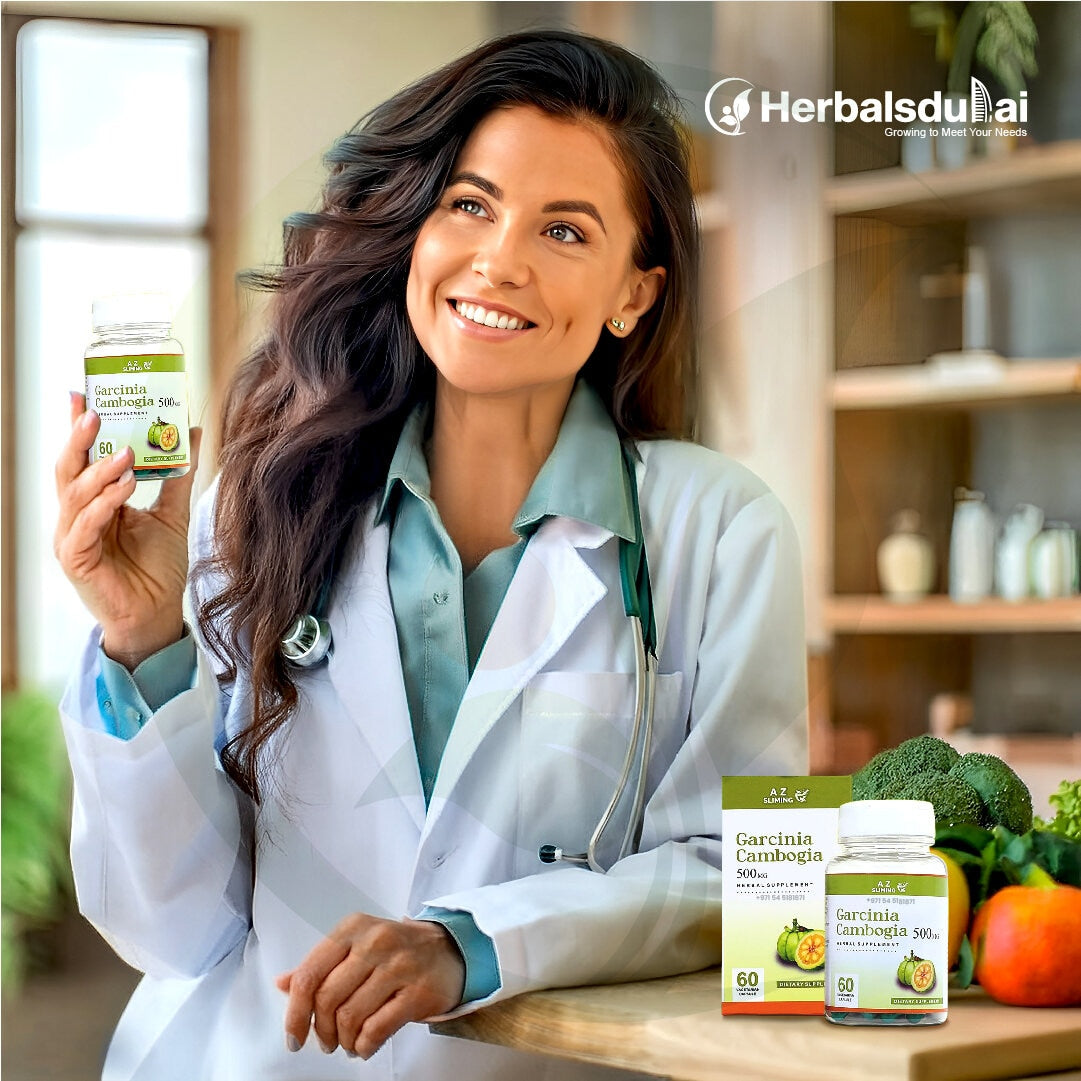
[722,775,852,809]
[85,354,185,376]
[827,874,946,897]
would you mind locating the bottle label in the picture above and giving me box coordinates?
[85,355,189,474]
[825,873,948,1015]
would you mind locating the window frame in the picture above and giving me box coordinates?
[1,11,241,689]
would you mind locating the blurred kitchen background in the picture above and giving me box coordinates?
[2,2,1079,1077]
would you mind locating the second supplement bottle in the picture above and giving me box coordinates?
[825,800,948,1026]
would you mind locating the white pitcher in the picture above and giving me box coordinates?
[996,503,1044,601]
[1029,524,1080,599]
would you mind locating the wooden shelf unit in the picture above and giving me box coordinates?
[825,6,1081,765]
[826,595,1081,635]
[831,358,1081,410]
[827,139,1081,222]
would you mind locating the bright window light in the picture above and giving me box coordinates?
[17,20,208,228]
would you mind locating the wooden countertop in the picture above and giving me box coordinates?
[431,969,1081,1081]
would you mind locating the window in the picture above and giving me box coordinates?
[5,16,233,690]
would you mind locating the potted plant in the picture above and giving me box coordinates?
[1,688,73,992]
[911,1,1038,167]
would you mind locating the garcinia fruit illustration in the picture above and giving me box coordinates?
[897,950,936,992]
[776,918,825,969]
[910,958,936,992]
[148,418,180,451]
[793,929,826,970]
[777,918,811,962]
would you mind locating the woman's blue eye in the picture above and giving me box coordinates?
[546,223,584,244]
[452,197,486,217]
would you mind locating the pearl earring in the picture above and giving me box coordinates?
[610,318,626,332]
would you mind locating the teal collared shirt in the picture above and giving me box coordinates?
[95,378,632,1005]
[377,379,634,804]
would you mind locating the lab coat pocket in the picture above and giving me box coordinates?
[519,671,683,869]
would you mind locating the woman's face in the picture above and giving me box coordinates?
[406,105,664,403]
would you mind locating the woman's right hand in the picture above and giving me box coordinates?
[54,393,202,671]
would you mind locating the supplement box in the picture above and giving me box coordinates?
[721,775,852,1014]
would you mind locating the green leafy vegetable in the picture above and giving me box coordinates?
[1034,779,1081,842]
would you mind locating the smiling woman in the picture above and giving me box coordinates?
[52,27,807,1081]
[407,107,665,408]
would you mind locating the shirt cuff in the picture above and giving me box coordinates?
[96,632,198,739]
[416,906,501,1004]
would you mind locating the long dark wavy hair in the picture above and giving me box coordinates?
[198,28,700,802]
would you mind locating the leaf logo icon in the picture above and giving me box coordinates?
[705,77,756,136]
[733,88,753,124]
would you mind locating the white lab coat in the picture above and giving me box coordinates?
[60,438,807,1081]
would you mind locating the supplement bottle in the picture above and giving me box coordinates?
[84,294,189,480]
[825,800,947,1026]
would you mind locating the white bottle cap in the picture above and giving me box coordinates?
[92,293,173,329]
[838,800,935,842]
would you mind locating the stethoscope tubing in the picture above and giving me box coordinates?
[578,613,655,872]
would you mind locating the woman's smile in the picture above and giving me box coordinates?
[449,298,535,333]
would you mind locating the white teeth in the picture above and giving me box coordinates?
[453,300,527,330]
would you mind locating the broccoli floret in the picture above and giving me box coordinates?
[852,748,897,800]
[895,734,962,775]
[852,735,960,800]
[894,770,988,828]
[948,753,1033,834]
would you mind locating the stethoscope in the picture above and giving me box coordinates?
[280,444,657,874]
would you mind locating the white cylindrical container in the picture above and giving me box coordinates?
[85,294,189,480]
[962,246,991,352]
[825,801,948,1026]
[949,488,994,602]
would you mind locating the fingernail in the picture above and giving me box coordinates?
[80,409,97,428]
[345,1050,358,1059]
[286,1034,301,1053]
[111,445,131,462]
[317,1038,335,1054]
[118,469,135,486]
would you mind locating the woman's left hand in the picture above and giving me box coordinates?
[277,914,466,1059]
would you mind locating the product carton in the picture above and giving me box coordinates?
[721,775,852,1014]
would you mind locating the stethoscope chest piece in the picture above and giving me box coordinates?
[281,613,333,667]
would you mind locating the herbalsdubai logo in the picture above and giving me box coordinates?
[705,76,1027,137]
